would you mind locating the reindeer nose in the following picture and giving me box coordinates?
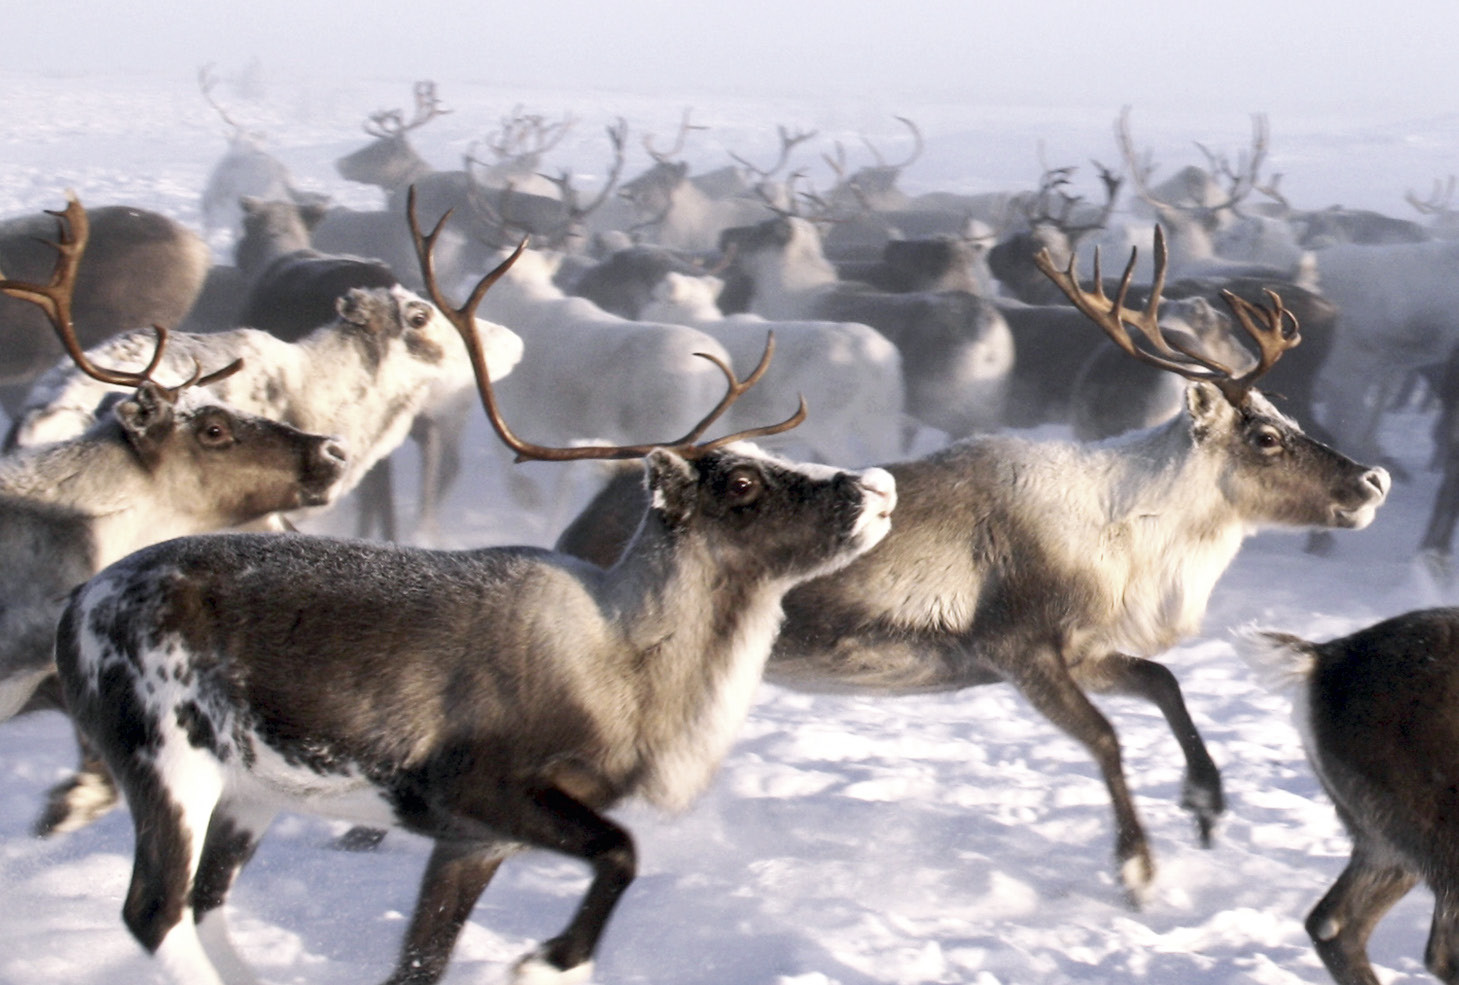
[1363,467,1391,501]
[858,467,897,516]
[320,438,349,469]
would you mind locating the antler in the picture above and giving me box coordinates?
[643,108,706,164]
[1024,152,1123,242]
[197,63,263,144]
[1032,225,1300,408]
[1116,107,1269,219]
[0,193,243,394]
[1407,175,1457,216]
[729,125,819,180]
[483,106,576,162]
[860,116,924,172]
[364,80,451,139]
[405,185,805,462]
[538,118,630,234]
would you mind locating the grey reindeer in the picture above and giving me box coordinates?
[53,190,897,985]
[557,227,1392,902]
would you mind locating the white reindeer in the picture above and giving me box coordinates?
[721,215,1015,440]
[54,205,897,985]
[641,269,906,464]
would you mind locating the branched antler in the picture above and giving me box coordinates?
[1116,107,1269,219]
[0,193,242,395]
[406,186,805,462]
[643,108,707,164]
[197,63,265,144]
[1408,175,1457,216]
[1024,152,1123,242]
[729,125,819,180]
[364,81,451,139]
[1032,224,1299,408]
[483,106,575,162]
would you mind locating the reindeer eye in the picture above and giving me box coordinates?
[1251,426,1284,454]
[724,467,762,507]
[196,417,235,448]
[406,304,432,329]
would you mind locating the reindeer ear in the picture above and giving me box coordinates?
[1184,380,1232,439]
[298,201,330,230]
[113,382,176,464]
[336,288,374,326]
[644,448,698,528]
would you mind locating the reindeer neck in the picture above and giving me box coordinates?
[0,435,206,569]
[601,516,787,811]
[1076,418,1249,649]
[746,249,836,320]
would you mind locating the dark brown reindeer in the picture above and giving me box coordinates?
[557,227,1392,902]
[0,197,211,419]
[1237,608,1459,985]
[53,189,897,985]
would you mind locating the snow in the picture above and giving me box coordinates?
[2,68,1459,985]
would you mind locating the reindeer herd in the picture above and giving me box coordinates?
[3,75,1459,985]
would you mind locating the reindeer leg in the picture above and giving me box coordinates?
[505,786,636,981]
[384,841,508,985]
[354,457,398,542]
[1078,652,1223,847]
[119,755,231,985]
[34,724,122,836]
[1426,886,1459,984]
[1006,645,1153,904]
[1306,848,1416,985]
[387,783,634,985]
[192,801,277,985]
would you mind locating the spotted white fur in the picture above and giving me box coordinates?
[58,443,895,985]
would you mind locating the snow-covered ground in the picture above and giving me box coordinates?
[3,68,1459,984]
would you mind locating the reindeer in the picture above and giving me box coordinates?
[718,215,1014,440]
[0,199,211,417]
[333,80,453,194]
[195,63,325,239]
[53,190,898,985]
[556,227,1392,901]
[641,269,906,466]
[612,109,775,252]
[0,194,349,829]
[8,198,524,548]
[229,196,398,341]
[464,117,630,251]
[820,115,925,215]
[1235,608,1459,985]
[1112,107,1311,285]
[323,84,624,283]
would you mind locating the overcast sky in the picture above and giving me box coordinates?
[14,1,1457,120]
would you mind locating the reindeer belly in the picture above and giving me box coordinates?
[231,732,403,828]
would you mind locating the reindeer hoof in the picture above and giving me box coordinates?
[1119,852,1156,909]
[1181,779,1224,848]
[330,825,387,852]
[511,951,595,985]
[32,771,119,837]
